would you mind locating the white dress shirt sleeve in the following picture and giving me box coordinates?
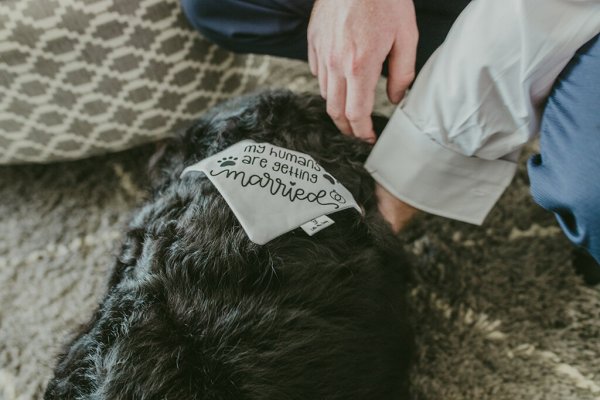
[365,0,600,225]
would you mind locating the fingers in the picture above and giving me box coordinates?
[346,73,377,142]
[308,28,328,98]
[386,41,416,104]
[308,33,328,99]
[311,46,377,140]
[318,61,328,99]
[308,43,318,76]
[326,73,352,135]
[324,66,377,141]
[386,18,418,104]
[309,24,374,139]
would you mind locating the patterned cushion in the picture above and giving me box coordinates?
[0,0,273,164]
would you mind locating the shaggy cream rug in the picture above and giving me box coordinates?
[1,59,599,400]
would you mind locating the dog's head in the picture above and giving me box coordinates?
[45,90,413,400]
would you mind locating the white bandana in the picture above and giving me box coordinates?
[181,140,363,244]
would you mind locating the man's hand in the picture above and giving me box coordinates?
[308,0,418,142]
[375,184,418,233]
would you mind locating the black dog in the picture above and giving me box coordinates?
[45,90,413,400]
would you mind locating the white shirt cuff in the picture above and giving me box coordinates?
[365,109,519,225]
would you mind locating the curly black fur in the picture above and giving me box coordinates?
[44,90,414,400]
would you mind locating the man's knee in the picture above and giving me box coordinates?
[180,0,243,51]
[180,0,310,59]
[529,154,600,262]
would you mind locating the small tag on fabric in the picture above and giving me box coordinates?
[180,140,362,245]
[300,215,335,236]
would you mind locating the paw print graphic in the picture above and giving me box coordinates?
[217,156,238,167]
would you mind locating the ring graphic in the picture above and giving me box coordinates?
[329,189,346,204]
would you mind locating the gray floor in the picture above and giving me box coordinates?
[1,62,599,399]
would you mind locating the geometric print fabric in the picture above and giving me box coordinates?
[0,0,272,163]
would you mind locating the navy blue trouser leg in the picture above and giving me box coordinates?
[179,0,471,73]
[528,34,600,264]
[180,0,313,60]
